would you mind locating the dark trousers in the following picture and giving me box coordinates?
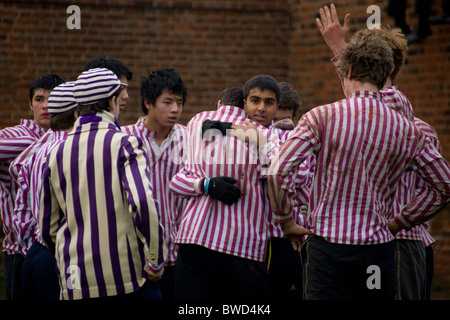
[4,252,24,300]
[175,244,270,300]
[159,265,175,300]
[395,239,426,300]
[303,236,397,300]
[425,245,434,300]
[93,280,162,301]
[266,237,303,300]
[21,241,60,300]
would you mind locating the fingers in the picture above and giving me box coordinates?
[343,13,351,29]
[324,5,333,25]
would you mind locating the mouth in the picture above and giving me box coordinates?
[253,114,266,122]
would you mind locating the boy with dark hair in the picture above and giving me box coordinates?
[170,74,283,299]
[122,67,188,300]
[273,82,302,130]
[0,73,64,300]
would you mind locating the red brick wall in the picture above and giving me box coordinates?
[1,0,450,282]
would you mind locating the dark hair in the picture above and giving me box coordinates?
[29,74,65,101]
[140,68,187,114]
[78,87,122,116]
[50,107,79,131]
[243,74,280,103]
[279,82,301,119]
[214,87,244,109]
[83,56,133,80]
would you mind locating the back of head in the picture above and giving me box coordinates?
[140,67,187,114]
[84,56,133,81]
[278,82,301,119]
[338,32,394,90]
[243,74,281,103]
[74,68,122,115]
[47,81,79,131]
[352,27,407,82]
[29,74,65,101]
[215,87,244,109]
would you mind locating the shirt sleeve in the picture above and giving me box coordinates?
[395,140,450,229]
[268,114,321,223]
[119,135,165,272]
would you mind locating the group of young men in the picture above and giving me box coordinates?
[1,5,450,301]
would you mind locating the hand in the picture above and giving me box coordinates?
[387,219,401,235]
[230,121,260,146]
[273,118,295,130]
[280,219,313,252]
[316,3,351,57]
[144,264,164,281]
[202,120,232,138]
[205,176,241,205]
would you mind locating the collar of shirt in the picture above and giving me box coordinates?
[20,119,47,136]
[349,90,382,101]
[75,111,120,130]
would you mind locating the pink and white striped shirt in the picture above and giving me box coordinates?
[393,118,442,246]
[268,91,450,245]
[0,119,46,255]
[9,130,68,255]
[169,106,281,262]
[122,118,188,266]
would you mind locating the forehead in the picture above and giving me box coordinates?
[159,89,183,100]
[247,87,277,100]
[274,108,293,118]
[32,88,51,98]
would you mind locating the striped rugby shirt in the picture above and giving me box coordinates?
[169,105,281,262]
[122,118,188,267]
[39,111,165,300]
[0,119,46,255]
[268,91,450,245]
[10,130,68,255]
[332,56,435,245]
[393,118,442,246]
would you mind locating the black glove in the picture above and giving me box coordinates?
[201,176,241,205]
[202,120,232,138]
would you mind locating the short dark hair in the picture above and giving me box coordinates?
[279,82,301,119]
[243,74,280,103]
[140,68,187,114]
[83,56,133,80]
[50,107,79,131]
[214,87,244,109]
[29,74,65,101]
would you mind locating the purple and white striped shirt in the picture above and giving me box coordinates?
[169,106,281,262]
[10,130,68,256]
[268,91,450,245]
[39,111,165,300]
[0,119,46,255]
[122,118,188,267]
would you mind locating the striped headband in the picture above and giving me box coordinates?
[47,81,78,115]
[73,67,122,105]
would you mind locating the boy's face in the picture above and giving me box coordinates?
[117,75,129,114]
[30,88,51,130]
[146,89,183,130]
[244,87,278,127]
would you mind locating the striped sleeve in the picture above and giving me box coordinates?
[395,142,450,229]
[268,113,320,223]
[119,135,165,271]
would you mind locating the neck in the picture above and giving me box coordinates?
[346,79,379,97]
[144,117,172,144]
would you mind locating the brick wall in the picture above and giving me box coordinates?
[1,0,450,282]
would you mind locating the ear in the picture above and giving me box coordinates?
[29,100,33,112]
[109,95,117,111]
[144,99,153,111]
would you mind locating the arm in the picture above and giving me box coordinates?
[390,142,450,233]
[120,136,165,279]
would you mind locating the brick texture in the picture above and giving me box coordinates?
[1,0,450,282]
